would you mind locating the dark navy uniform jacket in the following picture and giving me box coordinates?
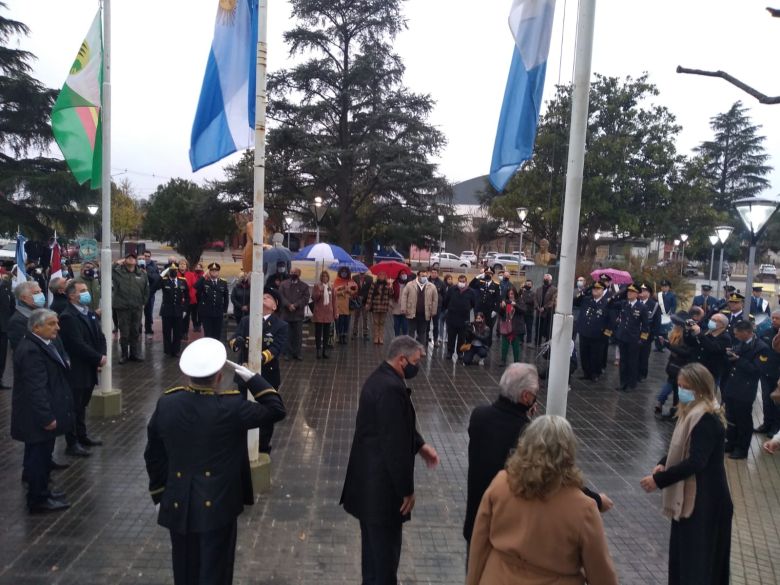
[144,374,286,535]
[722,336,770,403]
[195,277,229,318]
[575,294,612,340]
[692,294,722,318]
[232,314,288,390]
[159,276,189,318]
[615,299,650,343]
[641,297,662,338]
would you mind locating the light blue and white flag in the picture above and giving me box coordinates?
[489,0,556,192]
[12,232,27,289]
[190,0,258,172]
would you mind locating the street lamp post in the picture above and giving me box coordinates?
[87,204,99,239]
[715,225,733,299]
[708,234,718,286]
[284,216,293,248]
[673,239,680,263]
[516,207,528,275]
[735,196,780,295]
[437,214,444,254]
[680,233,688,274]
[311,196,327,244]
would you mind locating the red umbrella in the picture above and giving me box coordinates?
[370,261,413,279]
[590,268,633,285]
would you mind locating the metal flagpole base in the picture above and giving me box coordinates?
[89,389,122,418]
[251,452,272,495]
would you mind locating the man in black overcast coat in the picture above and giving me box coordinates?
[340,335,440,585]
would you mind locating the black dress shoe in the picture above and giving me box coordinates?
[128,355,144,362]
[29,498,70,513]
[754,424,769,434]
[50,460,70,471]
[80,436,103,447]
[65,444,91,457]
[728,449,748,460]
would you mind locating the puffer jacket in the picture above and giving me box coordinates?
[112,264,149,310]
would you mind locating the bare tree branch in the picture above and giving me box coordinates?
[676,66,780,104]
[767,7,780,17]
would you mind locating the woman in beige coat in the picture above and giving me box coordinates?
[467,415,618,585]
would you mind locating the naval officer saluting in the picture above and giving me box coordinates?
[144,337,286,585]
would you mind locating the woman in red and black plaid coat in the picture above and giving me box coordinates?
[366,272,392,345]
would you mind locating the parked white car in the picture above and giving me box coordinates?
[459,250,478,265]
[758,264,777,282]
[429,252,470,270]
[490,254,535,272]
[0,243,16,261]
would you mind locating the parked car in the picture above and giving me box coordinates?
[429,252,470,270]
[490,254,535,272]
[481,251,499,267]
[758,264,777,282]
[683,263,699,276]
[375,247,405,262]
[0,242,15,261]
[460,250,478,265]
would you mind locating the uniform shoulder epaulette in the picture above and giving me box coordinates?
[721,310,731,315]
[177,276,187,280]
[219,277,227,282]
[164,386,187,395]
[217,389,241,396]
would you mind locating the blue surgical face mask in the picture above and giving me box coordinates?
[32,292,46,307]
[419,277,428,284]
[707,320,717,330]
[79,291,92,306]
[678,387,696,404]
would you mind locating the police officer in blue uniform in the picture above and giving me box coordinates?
[230,289,288,454]
[615,283,649,391]
[749,286,771,317]
[575,281,612,382]
[692,284,721,319]
[638,283,661,381]
[144,338,286,585]
[722,292,750,335]
[195,262,229,340]
[159,263,189,357]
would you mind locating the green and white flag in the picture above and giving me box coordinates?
[51,10,102,188]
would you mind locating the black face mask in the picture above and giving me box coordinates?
[402,359,419,380]
[83,269,95,279]
[290,275,299,281]
[524,284,532,290]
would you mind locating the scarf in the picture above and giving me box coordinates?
[322,283,330,306]
[661,401,708,521]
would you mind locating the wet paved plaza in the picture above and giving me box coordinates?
[1,316,780,584]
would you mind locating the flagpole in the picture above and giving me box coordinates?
[247,0,268,491]
[545,0,597,417]
[93,0,121,415]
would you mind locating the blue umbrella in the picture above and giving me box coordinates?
[330,259,368,274]
[294,242,353,263]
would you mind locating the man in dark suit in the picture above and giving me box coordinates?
[638,283,661,381]
[58,280,107,457]
[11,309,74,512]
[159,263,189,357]
[9,281,46,351]
[722,320,769,460]
[443,274,477,360]
[533,274,557,346]
[194,262,230,340]
[144,337,286,585]
[341,336,440,585]
[0,273,14,388]
[615,283,649,391]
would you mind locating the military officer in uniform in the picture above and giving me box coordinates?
[159,263,189,357]
[638,283,661,381]
[230,289,288,454]
[749,286,771,317]
[722,320,769,460]
[195,262,229,340]
[692,284,721,319]
[144,338,286,585]
[722,291,750,335]
[575,281,612,382]
[615,283,649,392]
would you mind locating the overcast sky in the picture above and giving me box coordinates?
[8,0,780,200]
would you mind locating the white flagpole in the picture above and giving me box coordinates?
[246,0,268,474]
[545,0,597,417]
[95,0,119,412]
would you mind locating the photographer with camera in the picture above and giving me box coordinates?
[654,312,697,418]
[683,313,732,388]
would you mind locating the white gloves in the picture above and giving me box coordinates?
[491,311,497,319]
[226,359,255,382]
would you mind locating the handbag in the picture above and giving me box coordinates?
[499,317,513,336]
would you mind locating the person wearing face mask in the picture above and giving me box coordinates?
[637,283,661,382]
[230,271,251,322]
[614,283,649,392]
[574,281,614,382]
[158,263,190,358]
[443,274,476,360]
[312,270,338,358]
[390,271,411,336]
[140,251,161,338]
[428,268,447,347]
[48,277,69,315]
[462,312,492,366]
[277,267,311,360]
[365,272,392,345]
[684,312,732,388]
[340,336,440,585]
[175,259,199,339]
[533,274,557,346]
[0,270,13,389]
[721,320,769,459]
[437,274,454,346]
[351,271,374,341]
[640,363,732,585]
[464,364,612,551]
[755,309,780,437]
[334,268,358,345]
[400,270,438,346]
[572,276,586,325]
[194,262,230,341]
[112,252,149,363]
[78,261,101,314]
[8,281,48,351]
[498,288,525,367]
[58,280,107,456]
[654,315,697,418]
[520,279,536,345]
[470,269,501,338]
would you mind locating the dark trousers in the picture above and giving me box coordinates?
[524,311,534,344]
[392,314,408,336]
[170,519,237,585]
[432,311,441,342]
[359,520,402,585]
[183,303,200,333]
[447,322,467,356]
[580,336,606,379]
[202,316,223,340]
[116,308,142,356]
[285,320,303,358]
[144,294,155,334]
[463,345,488,365]
[535,311,552,345]
[0,330,7,383]
[760,375,780,432]
[336,314,351,337]
[314,322,331,350]
[66,385,95,447]
[407,315,429,345]
[162,316,184,356]
[618,340,640,389]
[725,396,754,452]
[23,439,55,507]
[351,307,370,338]
[638,339,653,380]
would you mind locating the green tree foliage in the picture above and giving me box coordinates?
[143,179,233,267]
[0,3,93,238]
[484,74,722,260]
[111,179,143,249]
[696,101,772,212]
[260,0,451,255]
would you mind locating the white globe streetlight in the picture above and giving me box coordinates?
[516,207,528,271]
[735,196,780,294]
[708,234,719,286]
[714,225,734,298]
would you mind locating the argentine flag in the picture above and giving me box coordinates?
[190,0,258,172]
[489,0,556,192]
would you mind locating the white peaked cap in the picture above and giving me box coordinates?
[179,338,227,378]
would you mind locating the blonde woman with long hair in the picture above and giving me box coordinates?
[640,363,732,585]
[467,415,617,585]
